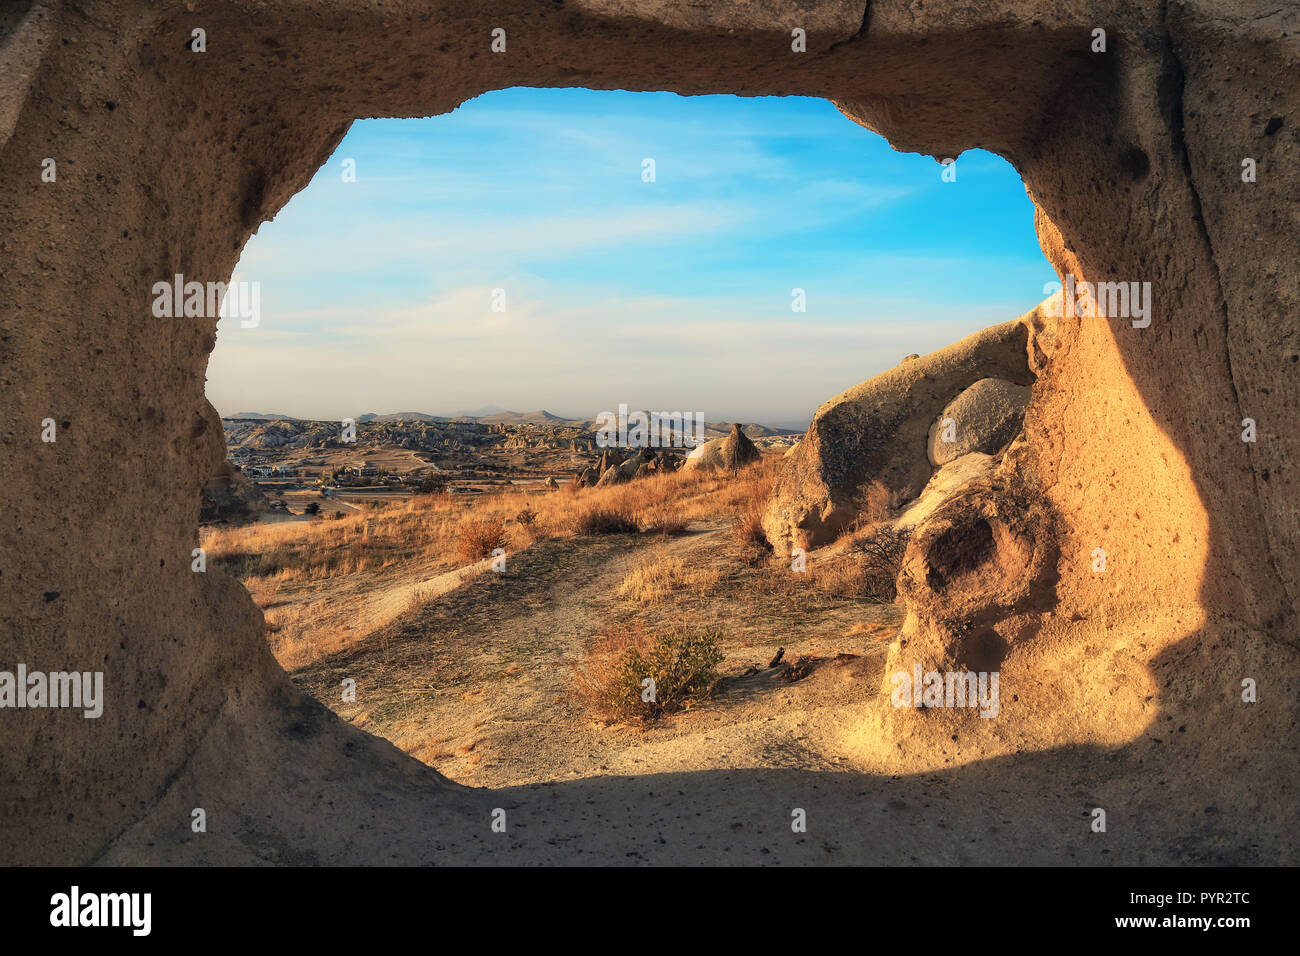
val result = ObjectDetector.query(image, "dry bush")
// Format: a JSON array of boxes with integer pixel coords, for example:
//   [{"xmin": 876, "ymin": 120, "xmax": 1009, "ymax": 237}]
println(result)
[
  {"xmin": 815, "ymin": 523, "xmax": 911, "ymax": 601},
  {"xmin": 729, "ymin": 462, "xmax": 777, "ymax": 562},
  {"xmin": 456, "ymin": 517, "xmax": 507, "ymax": 563},
  {"xmin": 809, "ymin": 556, "xmax": 866, "ymax": 596},
  {"xmin": 617, "ymin": 553, "xmax": 721, "ymax": 604},
  {"xmin": 851, "ymin": 524, "xmax": 911, "ymax": 600},
  {"xmin": 571, "ymin": 625, "xmax": 724, "ymax": 723},
  {"xmin": 731, "ymin": 502, "xmax": 772, "ymax": 562}
]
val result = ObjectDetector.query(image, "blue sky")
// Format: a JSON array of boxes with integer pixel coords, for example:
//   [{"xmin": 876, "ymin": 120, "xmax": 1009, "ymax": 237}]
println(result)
[{"xmin": 206, "ymin": 88, "xmax": 1055, "ymax": 428}]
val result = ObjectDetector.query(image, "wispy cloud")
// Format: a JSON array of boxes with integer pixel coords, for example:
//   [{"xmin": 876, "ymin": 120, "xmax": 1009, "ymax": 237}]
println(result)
[{"xmin": 208, "ymin": 89, "xmax": 1054, "ymax": 423}]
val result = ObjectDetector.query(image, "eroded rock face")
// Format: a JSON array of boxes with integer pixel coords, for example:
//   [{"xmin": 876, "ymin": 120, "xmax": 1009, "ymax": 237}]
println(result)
[
  {"xmin": 762, "ymin": 319, "xmax": 1034, "ymax": 550},
  {"xmin": 2, "ymin": 0, "xmax": 1297, "ymax": 864}
]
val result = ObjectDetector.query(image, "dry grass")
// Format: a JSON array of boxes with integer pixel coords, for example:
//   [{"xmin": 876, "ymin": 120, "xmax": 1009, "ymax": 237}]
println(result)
[
  {"xmin": 570, "ymin": 506, "xmax": 640, "ymax": 535},
  {"xmin": 730, "ymin": 465, "xmax": 777, "ymax": 563},
  {"xmin": 204, "ymin": 454, "xmax": 785, "ymax": 671},
  {"xmin": 617, "ymin": 552, "xmax": 722, "ymax": 604},
  {"xmin": 848, "ymin": 480, "xmax": 901, "ymax": 532},
  {"xmin": 637, "ymin": 505, "xmax": 689, "ymax": 537}
]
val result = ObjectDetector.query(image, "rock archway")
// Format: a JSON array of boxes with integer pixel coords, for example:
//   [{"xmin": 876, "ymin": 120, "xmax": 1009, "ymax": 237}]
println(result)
[{"xmin": 2, "ymin": 0, "xmax": 1296, "ymax": 864}]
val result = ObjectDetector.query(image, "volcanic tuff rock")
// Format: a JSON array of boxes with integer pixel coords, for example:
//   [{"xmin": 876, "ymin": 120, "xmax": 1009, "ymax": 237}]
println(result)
[
  {"xmin": 3, "ymin": 0, "xmax": 1297, "ymax": 866},
  {"xmin": 717, "ymin": 422, "xmax": 762, "ymax": 470},
  {"xmin": 762, "ymin": 318, "xmax": 1035, "ymax": 552}
]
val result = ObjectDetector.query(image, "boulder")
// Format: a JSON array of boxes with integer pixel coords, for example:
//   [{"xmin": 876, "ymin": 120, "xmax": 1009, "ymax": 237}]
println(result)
[
  {"xmin": 595, "ymin": 464, "xmax": 628, "ymax": 487},
  {"xmin": 895, "ymin": 452, "xmax": 996, "ymax": 531},
  {"xmin": 683, "ymin": 424, "xmax": 760, "ymax": 472},
  {"xmin": 926, "ymin": 377, "xmax": 1030, "ymax": 466},
  {"xmin": 682, "ymin": 437, "xmax": 725, "ymax": 471}
]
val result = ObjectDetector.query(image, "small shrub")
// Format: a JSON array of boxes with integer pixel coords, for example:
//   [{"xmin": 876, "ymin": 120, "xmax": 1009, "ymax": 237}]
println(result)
[
  {"xmin": 515, "ymin": 507, "xmax": 537, "ymax": 527},
  {"xmin": 850, "ymin": 524, "xmax": 911, "ymax": 601},
  {"xmin": 456, "ymin": 517, "xmax": 507, "ymax": 562},
  {"xmin": 304, "ymin": 501, "xmax": 320, "ymax": 516},
  {"xmin": 416, "ymin": 474, "xmax": 448, "ymax": 495},
  {"xmin": 848, "ymin": 481, "xmax": 900, "ymax": 532},
  {"xmin": 571, "ymin": 626, "xmax": 725, "ymax": 723},
  {"xmin": 731, "ymin": 501, "xmax": 772, "ymax": 562}
]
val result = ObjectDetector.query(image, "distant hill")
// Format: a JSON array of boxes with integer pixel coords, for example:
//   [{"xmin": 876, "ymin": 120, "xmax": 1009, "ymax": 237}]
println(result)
[
  {"xmin": 356, "ymin": 412, "xmax": 451, "ymax": 423},
  {"xmin": 477, "ymin": 409, "xmax": 575, "ymax": 425},
  {"xmin": 448, "ymin": 404, "xmax": 507, "ymax": 419},
  {"xmin": 700, "ymin": 421, "xmax": 801, "ymax": 438},
  {"xmin": 224, "ymin": 409, "xmax": 805, "ymax": 436}
]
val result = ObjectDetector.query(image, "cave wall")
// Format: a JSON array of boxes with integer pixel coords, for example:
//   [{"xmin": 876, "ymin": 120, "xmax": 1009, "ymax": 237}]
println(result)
[{"xmin": 1, "ymin": 0, "xmax": 1295, "ymax": 863}]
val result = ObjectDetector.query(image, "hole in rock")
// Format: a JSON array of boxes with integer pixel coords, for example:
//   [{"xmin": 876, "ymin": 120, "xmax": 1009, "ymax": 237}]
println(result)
[
  {"xmin": 926, "ymin": 518, "xmax": 996, "ymax": 593},
  {"xmin": 1118, "ymin": 146, "xmax": 1150, "ymax": 180},
  {"xmin": 200, "ymin": 88, "xmax": 1056, "ymax": 786},
  {"xmin": 955, "ymin": 628, "xmax": 1010, "ymax": 673}
]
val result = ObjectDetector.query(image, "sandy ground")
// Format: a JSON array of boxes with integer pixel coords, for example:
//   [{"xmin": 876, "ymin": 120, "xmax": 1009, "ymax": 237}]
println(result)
[
  {"xmin": 292, "ymin": 520, "xmax": 899, "ymax": 789},
  {"xmin": 149, "ymin": 500, "xmax": 1294, "ymax": 866}
]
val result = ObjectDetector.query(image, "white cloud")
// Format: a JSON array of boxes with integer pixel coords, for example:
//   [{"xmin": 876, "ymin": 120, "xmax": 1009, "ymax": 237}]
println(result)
[{"xmin": 207, "ymin": 284, "xmax": 1024, "ymax": 425}]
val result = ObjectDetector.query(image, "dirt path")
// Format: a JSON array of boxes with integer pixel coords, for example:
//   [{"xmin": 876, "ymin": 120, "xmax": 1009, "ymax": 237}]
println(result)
[{"xmin": 293, "ymin": 520, "xmax": 899, "ymax": 788}]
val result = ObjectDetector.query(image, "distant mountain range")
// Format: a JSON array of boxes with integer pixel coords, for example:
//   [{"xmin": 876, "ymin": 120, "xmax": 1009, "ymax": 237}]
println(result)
[
  {"xmin": 226, "ymin": 409, "xmax": 804, "ymax": 435},
  {"xmin": 477, "ymin": 409, "xmax": 573, "ymax": 425}
]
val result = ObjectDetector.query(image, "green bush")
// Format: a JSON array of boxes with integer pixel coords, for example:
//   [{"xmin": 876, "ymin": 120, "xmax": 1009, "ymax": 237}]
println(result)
[{"xmin": 573, "ymin": 626, "xmax": 724, "ymax": 723}]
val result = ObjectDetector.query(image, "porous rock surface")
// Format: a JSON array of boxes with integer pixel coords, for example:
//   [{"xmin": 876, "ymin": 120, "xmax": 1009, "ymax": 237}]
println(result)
[
  {"xmin": 683, "ymin": 437, "xmax": 725, "ymax": 470},
  {"xmin": 2, "ymin": 0, "xmax": 1297, "ymax": 865},
  {"xmin": 926, "ymin": 377, "xmax": 1030, "ymax": 467}
]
